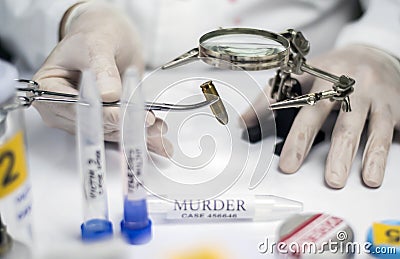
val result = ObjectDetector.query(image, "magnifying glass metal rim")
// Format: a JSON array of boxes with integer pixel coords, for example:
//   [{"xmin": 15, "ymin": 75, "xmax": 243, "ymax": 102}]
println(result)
[
  {"xmin": 199, "ymin": 27, "xmax": 290, "ymax": 69},
  {"xmin": 162, "ymin": 27, "xmax": 291, "ymax": 71}
]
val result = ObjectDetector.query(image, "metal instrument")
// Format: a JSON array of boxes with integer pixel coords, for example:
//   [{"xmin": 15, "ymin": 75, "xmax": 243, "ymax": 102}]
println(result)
[
  {"xmin": 12, "ymin": 79, "xmax": 219, "ymax": 112},
  {"xmin": 162, "ymin": 28, "xmax": 355, "ymax": 112}
]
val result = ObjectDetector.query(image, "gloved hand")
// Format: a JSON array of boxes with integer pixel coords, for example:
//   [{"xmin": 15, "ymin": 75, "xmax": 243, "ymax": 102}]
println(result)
[
  {"xmin": 242, "ymin": 45, "xmax": 400, "ymax": 188},
  {"xmin": 33, "ymin": 1, "xmax": 173, "ymax": 157}
]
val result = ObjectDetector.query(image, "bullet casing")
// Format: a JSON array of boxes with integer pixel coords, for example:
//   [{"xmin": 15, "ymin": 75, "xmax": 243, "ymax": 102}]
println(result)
[{"xmin": 200, "ymin": 81, "xmax": 229, "ymax": 125}]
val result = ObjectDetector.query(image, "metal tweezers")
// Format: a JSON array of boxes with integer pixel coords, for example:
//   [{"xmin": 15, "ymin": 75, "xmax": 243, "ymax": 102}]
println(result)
[
  {"xmin": 15, "ymin": 79, "xmax": 219, "ymax": 111},
  {"xmin": 269, "ymin": 90, "xmax": 337, "ymax": 110}
]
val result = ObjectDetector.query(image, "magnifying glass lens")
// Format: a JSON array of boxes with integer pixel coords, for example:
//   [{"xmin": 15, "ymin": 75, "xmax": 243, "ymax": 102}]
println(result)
[{"xmin": 201, "ymin": 34, "xmax": 286, "ymax": 58}]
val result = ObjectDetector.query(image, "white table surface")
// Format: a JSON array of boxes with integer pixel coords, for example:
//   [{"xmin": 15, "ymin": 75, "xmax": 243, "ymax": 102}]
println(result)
[{"xmin": 22, "ymin": 65, "xmax": 400, "ymax": 259}]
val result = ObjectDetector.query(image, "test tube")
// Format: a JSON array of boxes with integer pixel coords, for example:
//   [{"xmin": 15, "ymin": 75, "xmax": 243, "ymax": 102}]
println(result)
[
  {"xmin": 119, "ymin": 68, "xmax": 152, "ymax": 244},
  {"xmin": 147, "ymin": 194, "xmax": 302, "ymax": 223},
  {"xmin": 76, "ymin": 71, "xmax": 113, "ymax": 241}
]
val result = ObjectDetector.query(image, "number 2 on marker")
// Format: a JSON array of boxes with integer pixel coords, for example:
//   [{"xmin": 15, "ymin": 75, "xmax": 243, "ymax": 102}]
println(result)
[{"xmin": 0, "ymin": 131, "xmax": 28, "ymax": 198}]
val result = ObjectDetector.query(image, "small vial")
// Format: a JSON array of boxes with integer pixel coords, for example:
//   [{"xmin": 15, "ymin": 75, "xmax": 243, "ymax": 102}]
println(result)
[
  {"xmin": 0, "ymin": 216, "xmax": 12, "ymax": 255},
  {"xmin": 119, "ymin": 68, "xmax": 152, "ymax": 245},
  {"xmin": 76, "ymin": 71, "xmax": 113, "ymax": 241},
  {"xmin": 0, "ymin": 215, "xmax": 30, "ymax": 259},
  {"xmin": 147, "ymin": 194, "xmax": 302, "ymax": 223},
  {"xmin": 0, "ymin": 60, "xmax": 32, "ymax": 258},
  {"xmin": 200, "ymin": 80, "xmax": 229, "ymax": 125}
]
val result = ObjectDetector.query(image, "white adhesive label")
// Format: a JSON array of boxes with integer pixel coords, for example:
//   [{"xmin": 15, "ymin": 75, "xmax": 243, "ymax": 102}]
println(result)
[
  {"xmin": 166, "ymin": 196, "xmax": 255, "ymax": 221},
  {"xmin": 123, "ymin": 147, "xmax": 146, "ymax": 200},
  {"xmin": 82, "ymin": 146, "xmax": 106, "ymax": 201}
]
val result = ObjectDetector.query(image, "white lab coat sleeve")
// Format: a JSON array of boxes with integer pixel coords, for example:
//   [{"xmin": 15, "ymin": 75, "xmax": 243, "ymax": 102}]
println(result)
[
  {"xmin": 335, "ymin": 0, "xmax": 400, "ymax": 59},
  {"xmin": 0, "ymin": 0, "xmax": 78, "ymax": 69}
]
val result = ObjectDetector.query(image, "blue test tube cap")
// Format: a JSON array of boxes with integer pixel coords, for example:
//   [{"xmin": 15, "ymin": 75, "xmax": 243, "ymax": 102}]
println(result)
[
  {"xmin": 80, "ymin": 219, "xmax": 113, "ymax": 241},
  {"xmin": 120, "ymin": 199, "xmax": 152, "ymax": 245},
  {"xmin": 366, "ymin": 220, "xmax": 400, "ymax": 258}
]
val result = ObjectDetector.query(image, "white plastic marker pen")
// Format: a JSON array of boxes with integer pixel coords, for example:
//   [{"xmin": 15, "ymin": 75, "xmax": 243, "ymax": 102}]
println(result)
[
  {"xmin": 147, "ymin": 195, "xmax": 302, "ymax": 223},
  {"xmin": 76, "ymin": 71, "xmax": 113, "ymax": 241},
  {"xmin": 120, "ymin": 68, "xmax": 152, "ymax": 244}
]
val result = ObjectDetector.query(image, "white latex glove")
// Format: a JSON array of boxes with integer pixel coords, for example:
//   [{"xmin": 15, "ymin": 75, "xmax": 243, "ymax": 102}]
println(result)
[
  {"xmin": 32, "ymin": 1, "xmax": 173, "ymax": 157},
  {"xmin": 242, "ymin": 45, "xmax": 400, "ymax": 188}
]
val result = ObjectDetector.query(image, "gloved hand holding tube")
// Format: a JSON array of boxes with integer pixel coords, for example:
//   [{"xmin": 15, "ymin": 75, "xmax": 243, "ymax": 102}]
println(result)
[
  {"xmin": 32, "ymin": 1, "xmax": 173, "ymax": 157},
  {"xmin": 241, "ymin": 45, "xmax": 400, "ymax": 189}
]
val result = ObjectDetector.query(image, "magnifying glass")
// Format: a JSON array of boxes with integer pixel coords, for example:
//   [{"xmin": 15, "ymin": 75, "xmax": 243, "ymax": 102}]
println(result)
[
  {"xmin": 163, "ymin": 28, "xmax": 290, "ymax": 71},
  {"xmin": 162, "ymin": 27, "xmax": 354, "ymax": 112}
]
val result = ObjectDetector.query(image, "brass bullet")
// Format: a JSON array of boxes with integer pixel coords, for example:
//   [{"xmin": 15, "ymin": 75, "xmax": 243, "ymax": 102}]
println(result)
[{"xmin": 200, "ymin": 81, "xmax": 228, "ymax": 125}]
